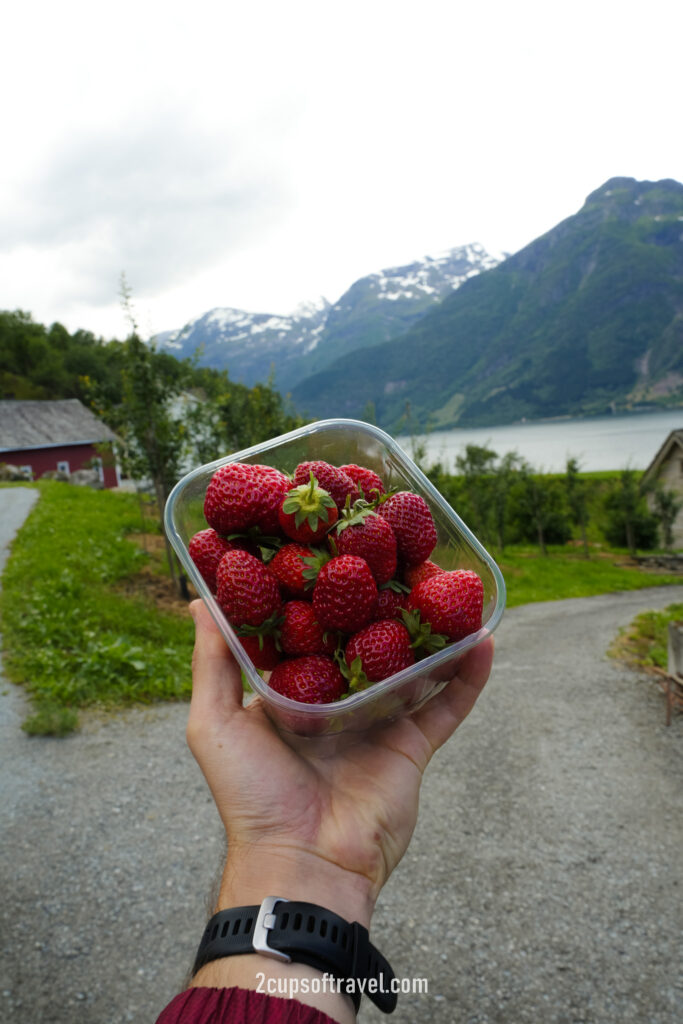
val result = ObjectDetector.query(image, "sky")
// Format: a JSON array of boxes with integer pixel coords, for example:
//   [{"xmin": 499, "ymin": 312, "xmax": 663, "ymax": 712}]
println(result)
[{"xmin": 2, "ymin": 0, "xmax": 682, "ymax": 341}]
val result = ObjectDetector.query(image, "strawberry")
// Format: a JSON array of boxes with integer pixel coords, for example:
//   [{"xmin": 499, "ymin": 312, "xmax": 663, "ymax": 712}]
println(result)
[
  {"xmin": 344, "ymin": 619, "xmax": 415, "ymax": 690},
  {"xmin": 239, "ymin": 633, "xmax": 282, "ymax": 671},
  {"xmin": 278, "ymin": 473, "xmax": 339, "ymax": 543},
  {"xmin": 373, "ymin": 581, "xmax": 410, "ymax": 621},
  {"xmin": 406, "ymin": 569, "xmax": 484, "ymax": 642},
  {"xmin": 216, "ymin": 548, "xmax": 282, "ymax": 627},
  {"xmin": 312, "ymin": 554, "xmax": 378, "ymax": 633},
  {"xmin": 204, "ymin": 462, "xmax": 290, "ymax": 536},
  {"xmin": 253, "ymin": 465, "xmax": 294, "ymax": 535},
  {"xmin": 269, "ymin": 543, "xmax": 315, "ymax": 597},
  {"xmin": 188, "ymin": 528, "xmax": 234, "ymax": 591},
  {"xmin": 403, "ymin": 559, "xmax": 445, "ymax": 589},
  {"xmin": 293, "ymin": 461, "xmax": 360, "ymax": 509},
  {"xmin": 338, "ymin": 463, "xmax": 385, "ymax": 500},
  {"xmin": 334, "ymin": 506, "xmax": 397, "ymax": 585},
  {"xmin": 378, "ymin": 491, "xmax": 437, "ymax": 566},
  {"xmin": 280, "ymin": 600, "xmax": 337, "ymax": 656},
  {"xmin": 268, "ymin": 654, "xmax": 347, "ymax": 704}
]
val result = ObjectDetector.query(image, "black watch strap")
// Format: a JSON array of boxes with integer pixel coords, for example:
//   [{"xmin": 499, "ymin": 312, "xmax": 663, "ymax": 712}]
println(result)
[{"xmin": 192, "ymin": 897, "xmax": 397, "ymax": 1013}]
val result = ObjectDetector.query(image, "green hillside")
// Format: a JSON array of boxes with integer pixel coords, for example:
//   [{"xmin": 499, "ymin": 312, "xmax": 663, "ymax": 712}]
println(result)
[{"xmin": 291, "ymin": 177, "xmax": 683, "ymax": 431}]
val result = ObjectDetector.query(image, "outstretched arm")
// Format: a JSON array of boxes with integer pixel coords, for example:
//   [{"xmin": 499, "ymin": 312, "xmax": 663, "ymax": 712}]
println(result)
[{"xmin": 185, "ymin": 599, "xmax": 494, "ymax": 1021}]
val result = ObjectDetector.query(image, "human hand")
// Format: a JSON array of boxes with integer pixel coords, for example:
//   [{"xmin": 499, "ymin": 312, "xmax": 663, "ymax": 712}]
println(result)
[{"xmin": 186, "ymin": 599, "xmax": 494, "ymax": 929}]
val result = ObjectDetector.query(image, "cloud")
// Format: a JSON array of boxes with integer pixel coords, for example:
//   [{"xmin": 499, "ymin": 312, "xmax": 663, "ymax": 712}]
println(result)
[{"xmin": 1, "ymin": 105, "xmax": 292, "ymax": 304}]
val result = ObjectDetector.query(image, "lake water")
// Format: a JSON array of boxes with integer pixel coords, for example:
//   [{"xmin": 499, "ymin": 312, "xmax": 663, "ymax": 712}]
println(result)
[{"xmin": 398, "ymin": 409, "xmax": 683, "ymax": 473}]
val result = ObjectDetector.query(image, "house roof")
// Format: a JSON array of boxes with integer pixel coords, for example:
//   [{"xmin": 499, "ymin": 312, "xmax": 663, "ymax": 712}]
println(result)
[
  {"xmin": 641, "ymin": 427, "xmax": 683, "ymax": 484},
  {"xmin": 0, "ymin": 399, "xmax": 118, "ymax": 452}
]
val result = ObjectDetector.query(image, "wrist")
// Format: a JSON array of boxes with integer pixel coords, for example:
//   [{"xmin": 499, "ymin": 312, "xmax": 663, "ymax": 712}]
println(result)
[{"xmin": 217, "ymin": 844, "xmax": 376, "ymax": 929}]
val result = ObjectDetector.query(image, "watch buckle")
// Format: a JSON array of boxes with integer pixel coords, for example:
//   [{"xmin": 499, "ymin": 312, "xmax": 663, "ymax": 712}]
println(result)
[{"xmin": 253, "ymin": 896, "xmax": 291, "ymax": 963}]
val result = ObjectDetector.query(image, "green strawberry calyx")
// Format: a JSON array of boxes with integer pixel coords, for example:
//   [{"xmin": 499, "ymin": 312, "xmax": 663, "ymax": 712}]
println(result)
[
  {"xmin": 236, "ymin": 610, "xmax": 284, "ymax": 649},
  {"xmin": 334, "ymin": 496, "xmax": 378, "ymax": 534},
  {"xmin": 335, "ymin": 650, "xmax": 371, "ymax": 693},
  {"xmin": 300, "ymin": 546, "xmax": 332, "ymax": 588},
  {"xmin": 379, "ymin": 579, "xmax": 410, "ymax": 594},
  {"xmin": 282, "ymin": 472, "xmax": 337, "ymax": 533},
  {"xmin": 226, "ymin": 528, "xmax": 285, "ymax": 561},
  {"xmin": 400, "ymin": 608, "xmax": 448, "ymax": 658}
]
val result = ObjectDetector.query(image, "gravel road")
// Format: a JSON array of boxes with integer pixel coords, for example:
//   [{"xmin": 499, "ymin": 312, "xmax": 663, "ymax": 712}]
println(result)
[{"xmin": 1, "ymin": 488, "xmax": 681, "ymax": 1024}]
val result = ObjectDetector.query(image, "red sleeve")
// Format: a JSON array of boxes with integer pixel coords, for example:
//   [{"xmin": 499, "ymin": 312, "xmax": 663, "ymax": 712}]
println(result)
[{"xmin": 154, "ymin": 986, "xmax": 341, "ymax": 1024}]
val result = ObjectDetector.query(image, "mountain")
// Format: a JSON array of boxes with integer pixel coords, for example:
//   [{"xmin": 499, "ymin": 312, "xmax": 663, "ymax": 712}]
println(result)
[
  {"xmin": 290, "ymin": 177, "xmax": 683, "ymax": 431},
  {"xmin": 155, "ymin": 297, "xmax": 330, "ymax": 391},
  {"xmin": 155, "ymin": 244, "xmax": 502, "ymax": 392}
]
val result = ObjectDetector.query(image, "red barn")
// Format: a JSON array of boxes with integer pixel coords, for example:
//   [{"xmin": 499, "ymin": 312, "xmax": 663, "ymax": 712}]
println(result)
[{"xmin": 0, "ymin": 399, "xmax": 120, "ymax": 488}]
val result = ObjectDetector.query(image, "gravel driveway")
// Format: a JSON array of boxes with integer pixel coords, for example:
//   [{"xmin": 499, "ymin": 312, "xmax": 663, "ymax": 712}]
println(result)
[{"xmin": 0, "ymin": 488, "xmax": 681, "ymax": 1024}]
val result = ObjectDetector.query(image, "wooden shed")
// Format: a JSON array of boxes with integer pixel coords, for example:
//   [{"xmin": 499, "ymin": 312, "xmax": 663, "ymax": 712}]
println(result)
[
  {"xmin": 0, "ymin": 399, "xmax": 119, "ymax": 488},
  {"xmin": 641, "ymin": 427, "xmax": 683, "ymax": 547}
]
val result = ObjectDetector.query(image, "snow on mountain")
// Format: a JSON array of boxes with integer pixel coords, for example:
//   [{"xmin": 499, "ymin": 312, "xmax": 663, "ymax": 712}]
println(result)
[{"xmin": 154, "ymin": 244, "xmax": 503, "ymax": 391}]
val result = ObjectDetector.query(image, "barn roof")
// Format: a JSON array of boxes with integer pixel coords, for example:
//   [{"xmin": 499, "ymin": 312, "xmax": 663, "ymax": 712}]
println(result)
[
  {"xmin": 0, "ymin": 399, "xmax": 118, "ymax": 452},
  {"xmin": 641, "ymin": 427, "xmax": 683, "ymax": 484}
]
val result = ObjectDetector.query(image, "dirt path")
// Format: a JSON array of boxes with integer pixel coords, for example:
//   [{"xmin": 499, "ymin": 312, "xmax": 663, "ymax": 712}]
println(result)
[{"xmin": 0, "ymin": 488, "xmax": 681, "ymax": 1022}]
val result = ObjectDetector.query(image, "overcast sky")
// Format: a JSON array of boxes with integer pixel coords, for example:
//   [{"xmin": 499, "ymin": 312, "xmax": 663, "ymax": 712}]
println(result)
[{"xmin": 2, "ymin": 0, "xmax": 681, "ymax": 340}]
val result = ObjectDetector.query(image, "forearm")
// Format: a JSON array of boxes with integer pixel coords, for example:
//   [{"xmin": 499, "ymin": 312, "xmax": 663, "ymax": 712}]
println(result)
[{"xmin": 190, "ymin": 846, "xmax": 377, "ymax": 1024}]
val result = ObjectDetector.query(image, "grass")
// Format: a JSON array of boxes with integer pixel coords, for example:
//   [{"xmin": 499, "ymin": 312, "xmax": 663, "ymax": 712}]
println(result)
[
  {"xmin": 498, "ymin": 544, "xmax": 682, "ymax": 607},
  {"xmin": 1, "ymin": 483, "xmax": 681, "ymax": 736},
  {"xmin": 609, "ymin": 602, "xmax": 683, "ymax": 670},
  {"xmin": 0, "ymin": 482, "xmax": 194, "ymax": 735}
]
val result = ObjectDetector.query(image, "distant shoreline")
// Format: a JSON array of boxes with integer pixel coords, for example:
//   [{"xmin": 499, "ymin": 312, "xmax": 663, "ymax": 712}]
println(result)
[{"xmin": 398, "ymin": 407, "xmax": 683, "ymax": 473}]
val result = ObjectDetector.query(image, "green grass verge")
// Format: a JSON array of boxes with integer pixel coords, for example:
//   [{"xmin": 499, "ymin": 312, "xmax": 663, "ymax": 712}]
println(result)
[
  {"xmin": 0, "ymin": 482, "xmax": 194, "ymax": 735},
  {"xmin": 499, "ymin": 545, "xmax": 681, "ymax": 607},
  {"xmin": 1, "ymin": 484, "xmax": 680, "ymax": 736},
  {"xmin": 609, "ymin": 602, "xmax": 683, "ymax": 669}
]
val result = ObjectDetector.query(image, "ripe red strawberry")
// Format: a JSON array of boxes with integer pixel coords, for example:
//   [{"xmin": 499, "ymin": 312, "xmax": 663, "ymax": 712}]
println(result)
[
  {"xmin": 379, "ymin": 491, "xmax": 437, "ymax": 566},
  {"xmin": 239, "ymin": 633, "xmax": 282, "ymax": 671},
  {"xmin": 344, "ymin": 619, "xmax": 415, "ymax": 689},
  {"xmin": 403, "ymin": 559, "xmax": 445, "ymax": 589},
  {"xmin": 268, "ymin": 654, "xmax": 347, "ymax": 704},
  {"xmin": 280, "ymin": 601, "xmax": 337, "ymax": 656},
  {"xmin": 373, "ymin": 582, "xmax": 410, "ymax": 621},
  {"xmin": 312, "ymin": 554, "xmax": 378, "ymax": 633},
  {"xmin": 254, "ymin": 465, "xmax": 294, "ymax": 535},
  {"xmin": 293, "ymin": 461, "xmax": 360, "ymax": 510},
  {"xmin": 334, "ymin": 510, "xmax": 397, "ymax": 585},
  {"xmin": 204, "ymin": 462, "xmax": 290, "ymax": 536},
  {"xmin": 216, "ymin": 549, "xmax": 282, "ymax": 627},
  {"xmin": 406, "ymin": 569, "xmax": 484, "ymax": 642},
  {"xmin": 188, "ymin": 528, "xmax": 234, "ymax": 591},
  {"xmin": 278, "ymin": 474, "xmax": 338, "ymax": 543},
  {"xmin": 338, "ymin": 463, "xmax": 385, "ymax": 500},
  {"xmin": 269, "ymin": 543, "xmax": 315, "ymax": 597}
]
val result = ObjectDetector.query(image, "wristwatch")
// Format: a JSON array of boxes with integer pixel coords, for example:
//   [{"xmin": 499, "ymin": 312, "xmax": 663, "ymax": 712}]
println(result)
[{"xmin": 192, "ymin": 896, "xmax": 398, "ymax": 1013}]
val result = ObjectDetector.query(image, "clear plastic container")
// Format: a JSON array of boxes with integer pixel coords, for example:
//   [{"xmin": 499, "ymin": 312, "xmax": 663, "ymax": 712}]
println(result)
[{"xmin": 164, "ymin": 419, "xmax": 505, "ymax": 747}]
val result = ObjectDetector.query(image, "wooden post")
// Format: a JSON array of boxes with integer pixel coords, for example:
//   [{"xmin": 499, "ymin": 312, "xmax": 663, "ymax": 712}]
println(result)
[
  {"xmin": 666, "ymin": 622, "xmax": 683, "ymax": 727},
  {"xmin": 668, "ymin": 621, "xmax": 683, "ymax": 676}
]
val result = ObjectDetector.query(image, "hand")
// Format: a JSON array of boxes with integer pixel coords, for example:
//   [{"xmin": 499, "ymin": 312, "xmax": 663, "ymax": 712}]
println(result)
[
  {"xmin": 186, "ymin": 599, "xmax": 493, "ymax": 1018},
  {"xmin": 187, "ymin": 599, "xmax": 493, "ymax": 921}
]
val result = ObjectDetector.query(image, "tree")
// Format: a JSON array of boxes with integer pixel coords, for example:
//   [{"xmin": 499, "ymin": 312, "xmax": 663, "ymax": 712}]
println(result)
[
  {"xmin": 454, "ymin": 444, "xmax": 498, "ymax": 546},
  {"xmin": 650, "ymin": 485, "xmax": 682, "ymax": 550},
  {"xmin": 490, "ymin": 450, "xmax": 522, "ymax": 551},
  {"xmin": 116, "ymin": 332, "xmax": 191, "ymax": 597},
  {"xmin": 97, "ymin": 280, "xmax": 192, "ymax": 597},
  {"xmin": 602, "ymin": 469, "xmax": 658, "ymax": 554},
  {"xmin": 564, "ymin": 457, "xmax": 590, "ymax": 557}
]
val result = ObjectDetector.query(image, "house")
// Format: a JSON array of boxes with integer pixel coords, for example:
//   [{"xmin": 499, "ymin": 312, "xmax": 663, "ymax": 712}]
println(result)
[
  {"xmin": 641, "ymin": 428, "xmax": 683, "ymax": 547},
  {"xmin": 0, "ymin": 399, "xmax": 120, "ymax": 488}
]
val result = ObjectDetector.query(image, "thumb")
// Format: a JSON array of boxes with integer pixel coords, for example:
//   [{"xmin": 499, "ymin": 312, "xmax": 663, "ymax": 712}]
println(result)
[{"xmin": 187, "ymin": 600, "xmax": 245, "ymax": 734}]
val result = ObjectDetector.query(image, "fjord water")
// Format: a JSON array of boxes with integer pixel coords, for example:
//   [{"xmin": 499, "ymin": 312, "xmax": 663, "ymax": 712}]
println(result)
[{"xmin": 401, "ymin": 409, "xmax": 683, "ymax": 473}]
